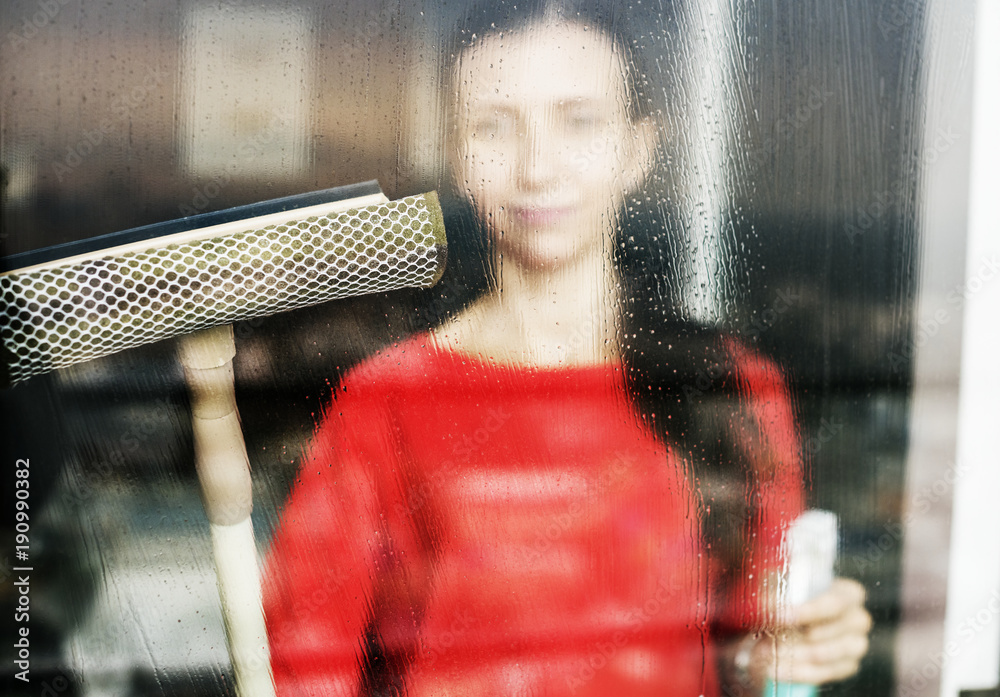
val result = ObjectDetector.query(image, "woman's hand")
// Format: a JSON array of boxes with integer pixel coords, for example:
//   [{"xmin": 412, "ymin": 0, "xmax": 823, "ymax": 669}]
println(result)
[{"xmin": 751, "ymin": 577, "xmax": 873, "ymax": 684}]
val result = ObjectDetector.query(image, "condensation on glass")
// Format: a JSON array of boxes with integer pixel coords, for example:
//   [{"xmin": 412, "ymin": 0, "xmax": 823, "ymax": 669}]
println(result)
[{"xmin": 0, "ymin": 1, "xmax": 974, "ymax": 696}]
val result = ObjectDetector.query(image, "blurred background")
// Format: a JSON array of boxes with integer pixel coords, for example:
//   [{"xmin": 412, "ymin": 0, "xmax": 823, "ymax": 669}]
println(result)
[{"xmin": 0, "ymin": 0, "xmax": 989, "ymax": 695}]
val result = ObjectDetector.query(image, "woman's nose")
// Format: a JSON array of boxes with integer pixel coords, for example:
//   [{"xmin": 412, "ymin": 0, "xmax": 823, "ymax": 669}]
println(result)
[{"xmin": 516, "ymin": 120, "xmax": 560, "ymax": 191}]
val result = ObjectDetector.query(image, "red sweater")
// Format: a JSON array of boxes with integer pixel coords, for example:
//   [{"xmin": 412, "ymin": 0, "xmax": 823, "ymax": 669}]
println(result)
[{"xmin": 263, "ymin": 335, "xmax": 803, "ymax": 696}]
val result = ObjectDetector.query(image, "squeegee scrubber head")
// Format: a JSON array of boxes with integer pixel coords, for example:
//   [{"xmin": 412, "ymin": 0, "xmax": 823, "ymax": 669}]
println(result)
[{"xmin": 1, "ymin": 192, "xmax": 446, "ymax": 385}]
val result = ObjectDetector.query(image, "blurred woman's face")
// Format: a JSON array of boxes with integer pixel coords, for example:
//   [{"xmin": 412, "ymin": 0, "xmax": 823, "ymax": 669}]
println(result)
[{"xmin": 451, "ymin": 22, "xmax": 652, "ymax": 271}]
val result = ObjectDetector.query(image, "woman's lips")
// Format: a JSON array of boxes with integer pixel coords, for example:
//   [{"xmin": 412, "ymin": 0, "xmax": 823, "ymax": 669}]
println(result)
[{"xmin": 508, "ymin": 205, "xmax": 573, "ymax": 226}]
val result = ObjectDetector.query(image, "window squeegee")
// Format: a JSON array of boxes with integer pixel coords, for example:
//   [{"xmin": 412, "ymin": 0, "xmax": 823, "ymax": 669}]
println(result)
[{"xmin": 1, "ymin": 180, "xmax": 448, "ymax": 697}]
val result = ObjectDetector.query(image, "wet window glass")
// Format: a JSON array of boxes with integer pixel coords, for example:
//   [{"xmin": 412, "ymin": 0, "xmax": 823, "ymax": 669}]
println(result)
[{"xmin": 0, "ymin": 1, "xmax": 989, "ymax": 696}]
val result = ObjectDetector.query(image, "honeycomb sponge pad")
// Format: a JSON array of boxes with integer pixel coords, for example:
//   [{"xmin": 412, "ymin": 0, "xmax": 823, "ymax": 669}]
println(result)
[{"xmin": 1, "ymin": 191, "xmax": 447, "ymax": 386}]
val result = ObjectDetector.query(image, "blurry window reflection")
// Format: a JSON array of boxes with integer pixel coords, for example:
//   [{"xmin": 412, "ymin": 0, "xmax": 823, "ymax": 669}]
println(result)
[{"xmin": 0, "ymin": 0, "xmax": 955, "ymax": 696}]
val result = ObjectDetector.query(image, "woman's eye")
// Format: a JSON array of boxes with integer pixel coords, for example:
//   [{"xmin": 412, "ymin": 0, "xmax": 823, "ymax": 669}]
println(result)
[
  {"xmin": 562, "ymin": 112, "xmax": 604, "ymax": 137},
  {"xmin": 471, "ymin": 120, "xmax": 497, "ymax": 139},
  {"xmin": 471, "ymin": 113, "xmax": 515, "ymax": 140}
]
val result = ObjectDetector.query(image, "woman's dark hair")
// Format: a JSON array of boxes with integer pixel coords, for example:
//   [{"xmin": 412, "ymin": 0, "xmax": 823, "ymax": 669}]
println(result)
[{"xmin": 445, "ymin": 0, "xmax": 667, "ymax": 123}]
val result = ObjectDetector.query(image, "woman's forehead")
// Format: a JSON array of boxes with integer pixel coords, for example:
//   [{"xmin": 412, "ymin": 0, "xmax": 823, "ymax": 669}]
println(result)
[{"xmin": 455, "ymin": 23, "xmax": 629, "ymax": 110}]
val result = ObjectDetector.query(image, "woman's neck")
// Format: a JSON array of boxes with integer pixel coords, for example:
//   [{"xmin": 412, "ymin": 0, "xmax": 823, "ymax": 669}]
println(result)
[{"xmin": 433, "ymin": 241, "xmax": 622, "ymax": 366}]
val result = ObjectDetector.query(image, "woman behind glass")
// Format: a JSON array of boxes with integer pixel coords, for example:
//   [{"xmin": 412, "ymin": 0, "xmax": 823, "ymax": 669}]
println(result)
[{"xmin": 263, "ymin": 2, "xmax": 872, "ymax": 694}]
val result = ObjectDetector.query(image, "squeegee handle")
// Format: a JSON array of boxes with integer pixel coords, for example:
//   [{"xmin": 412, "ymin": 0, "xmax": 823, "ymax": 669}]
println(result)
[{"xmin": 179, "ymin": 325, "xmax": 275, "ymax": 697}]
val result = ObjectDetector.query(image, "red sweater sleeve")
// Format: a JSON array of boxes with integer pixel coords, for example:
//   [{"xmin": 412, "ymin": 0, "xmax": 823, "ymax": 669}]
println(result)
[{"xmin": 263, "ymin": 364, "xmax": 402, "ymax": 697}]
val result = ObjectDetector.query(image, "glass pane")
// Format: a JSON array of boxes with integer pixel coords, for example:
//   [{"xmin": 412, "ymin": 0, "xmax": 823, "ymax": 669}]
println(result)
[{"xmin": 0, "ymin": 1, "xmax": 977, "ymax": 696}]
